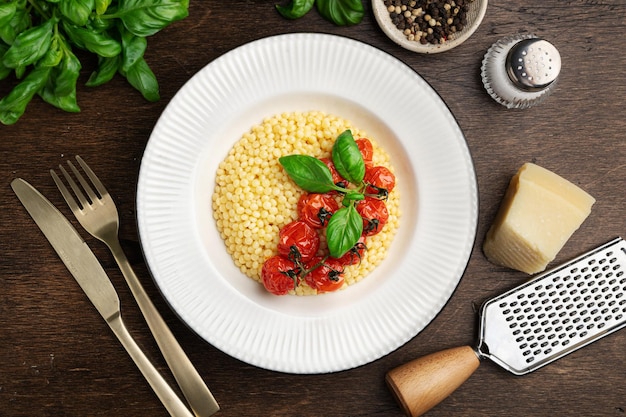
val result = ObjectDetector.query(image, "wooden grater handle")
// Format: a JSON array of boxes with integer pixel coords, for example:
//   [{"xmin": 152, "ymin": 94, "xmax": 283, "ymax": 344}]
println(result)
[{"xmin": 385, "ymin": 346, "xmax": 480, "ymax": 417}]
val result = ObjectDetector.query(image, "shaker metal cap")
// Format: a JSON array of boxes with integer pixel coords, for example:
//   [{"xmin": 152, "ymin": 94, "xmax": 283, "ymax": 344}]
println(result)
[
  {"xmin": 481, "ymin": 34, "xmax": 561, "ymax": 109},
  {"xmin": 506, "ymin": 38, "xmax": 561, "ymax": 91}
]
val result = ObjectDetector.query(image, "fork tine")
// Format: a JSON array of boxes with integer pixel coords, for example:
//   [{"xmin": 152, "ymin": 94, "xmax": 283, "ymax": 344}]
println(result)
[
  {"xmin": 59, "ymin": 163, "xmax": 92, "ymax": 210},
  {"xmin": 51, "ymin": 169, "xmax": 82, "ymax": 213},
  {"xmin": 67, "ymin": 159, "xmax": 100, "ymax": 205},
  {"xmin": 75, "ymin": 155, "xmax": 109, "ymax": 199}
]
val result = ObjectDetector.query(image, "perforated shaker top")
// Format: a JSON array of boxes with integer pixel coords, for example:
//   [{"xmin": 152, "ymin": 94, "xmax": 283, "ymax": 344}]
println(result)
[{"xmin": 506, "ymin": 38, "xmax": 561, "ymax": 91}]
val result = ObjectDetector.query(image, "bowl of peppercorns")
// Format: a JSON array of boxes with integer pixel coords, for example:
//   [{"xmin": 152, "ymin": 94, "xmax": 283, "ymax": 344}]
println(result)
[{"xmin": 373, "ymin": 0, "xmax": 488, "ymax": 54}]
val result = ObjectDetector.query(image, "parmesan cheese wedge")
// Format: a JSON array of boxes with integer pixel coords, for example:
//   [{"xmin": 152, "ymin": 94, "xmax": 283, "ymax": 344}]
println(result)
[{"xmin": 483, "ymin": 163, "xmax": 596, "ymax": 274}]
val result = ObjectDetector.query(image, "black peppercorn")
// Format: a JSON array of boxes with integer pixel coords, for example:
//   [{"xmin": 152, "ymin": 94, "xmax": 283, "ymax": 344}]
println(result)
[{"xmin": 384, "ymin": 0, "xmax": 475, "ymax": 45}]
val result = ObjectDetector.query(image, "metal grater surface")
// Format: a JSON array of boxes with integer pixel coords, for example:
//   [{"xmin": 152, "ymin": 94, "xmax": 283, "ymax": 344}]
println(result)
[{"xmin": 477, "ymin": 237, "xmax": 626, "ymax": 375}]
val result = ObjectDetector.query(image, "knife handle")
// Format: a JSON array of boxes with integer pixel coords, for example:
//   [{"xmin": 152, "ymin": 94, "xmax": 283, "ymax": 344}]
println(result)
[
  {"xmin": 108, "ymin": 239, "xmax": 219, "ymax": 417},
  {"xmin": 108, "ymin": 313, "xmax": 194, "ymax": 417},
  {"xmin": 385, "ymin": 346, "xmax": 480, "ymax": 417}
]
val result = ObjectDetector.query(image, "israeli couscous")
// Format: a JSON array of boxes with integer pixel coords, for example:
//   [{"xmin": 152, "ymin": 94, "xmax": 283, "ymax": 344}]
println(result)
[{"xmin": 212, "ymin": 111, "xmax": 401, "ymax": 295}]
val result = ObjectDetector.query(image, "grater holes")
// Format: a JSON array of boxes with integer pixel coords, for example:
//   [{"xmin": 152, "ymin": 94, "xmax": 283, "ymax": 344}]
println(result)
[{"xmin": 497, "ymin": 244, "xmax": 626, "ymax": 366}]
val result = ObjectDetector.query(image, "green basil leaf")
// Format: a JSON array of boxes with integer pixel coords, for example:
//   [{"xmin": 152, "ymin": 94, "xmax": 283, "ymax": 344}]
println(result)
[
  {"xmin": 279, "ymin": 154, "xmax": 337, "ymax": 193},
  {"xmin": 316, "ymin": 0, "xmax": 364, "ymax": 26},
  {"xmin": 0, "ymin": 2, "xmax": 17, "ymax": 29},
  {"xmin": 276, "ymin": 0, "xmax": 314, "ymax": 19},
  {"xmin": 332, "ymin": 130, "xmax": 365, "ymax": 184},
  {"xmin": 0, "ymin": 43, "xmax": 11, "ymax": 80},
  {"xmin": 38, "ymin": 36, "xmax": 64, "ymax": 67},
  {"xmin": 0, "ymin": 5, "xmax": 30, "ymax": 44},
  {"xmin": 0, "ymin": 65, "xmax": 52, "ymax": 125},
  {"xmin": 2, "ymin": 19, "xmax": 54, "ymax": 69},
  {"xmin": 116, "ymin": 0, "xmax": 189, "ymax": 37},
  {"xmin": 343, "ymin": 190, "xmax": 365, "ymax": 205},
  {"xmin": 121, "ymin": 56, "xmax": 159, "ymax": 101},
  {"xmin": 60, "ymin": 0, "xmax": 95, "ymax": 26},
  {"xmin": 86, "ymin": 54, "xmax": 120, "ymax": 86},
  {"xmin": 62, "ymin": 20, "xmax": 121, "ymax": 57},
  {"xmin": 95, "ymin": 0, "xmax": 112, "ymax": 15},
  {"xmin": 326, "ymin": 205, "xmax": 363, "ymax": 258},
  {"xmin": 119, "ymin": 25, "xmax": 147, "ymax": 72},
  {"xmin": 90, "ymin": 15, "xmax": 115, "ymax": 31},
  {"xmin": 39, "ymin": 48, "xmax": 81, "ymax": 112}
]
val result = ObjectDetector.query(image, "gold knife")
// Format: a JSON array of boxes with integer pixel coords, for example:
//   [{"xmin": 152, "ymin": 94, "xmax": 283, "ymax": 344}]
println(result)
[{"xmin": 11, "ymin": 178, "xmax": 195, "ymax": 417}]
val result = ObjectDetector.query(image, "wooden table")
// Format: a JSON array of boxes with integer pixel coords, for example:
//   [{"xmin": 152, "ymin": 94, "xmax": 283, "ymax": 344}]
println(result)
[{"xmin": 2, "ymin": 1, "xmax": 625, "ymax": 416}]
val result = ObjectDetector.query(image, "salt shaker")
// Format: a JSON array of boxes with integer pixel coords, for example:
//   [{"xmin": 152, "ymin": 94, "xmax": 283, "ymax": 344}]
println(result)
[{"xmin": 481, "ymin": 34, "xmax": 561, "ymax": 109}]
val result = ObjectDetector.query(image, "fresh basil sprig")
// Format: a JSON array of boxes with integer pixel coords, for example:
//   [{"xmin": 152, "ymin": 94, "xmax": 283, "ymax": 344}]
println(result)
[
  {"xmin": 316, "ymin": 0, "xmax": 364, "ymax": 26},
  {"xmin": 276, "ymin": 0, "xmax": 315, "ymax": 20},
  {"xmin": 275, "ymin": 0, "xmax": 364, "ymax": 26},
  {"xmin": 0, "ymin": 0, "xmax": 189, "ymax": 125},
  {"xmin": 279, "ymin": 130, "xmax": 366, "ymax": 258}
]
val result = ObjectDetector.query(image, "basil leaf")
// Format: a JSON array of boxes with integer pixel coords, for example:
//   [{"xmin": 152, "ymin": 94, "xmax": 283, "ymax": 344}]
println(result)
[
  {"xmin": 279, "ymin": 154, "xmax": 336, "ymax": 193},
  {"xmin": 86, "ymin": 55, "xmax": 120, "ymax": 86},
  {"xmin": 332, "ymin": 130, "xmax": 365, "ymax": 184},
  {"xmin": 39, "ymin": 48, "xmax": 81, "ymax": 112},
  {"xmin": 59, "ymin": 0, "xmax": 95, "ymax": 26},
  {"xmin": 38, "ymin": 36, "xmax": 64, "ymax": 67},
  {"xmin": 95, "ymin": 0, "xmax": 113, "ymax": 15},
  {"xmin": 0, "ymin": 4, "xmax": 31, "ymax": 44},
  {"xmin": 343, "ymin": 190, "xmax": 364, "ymax": 205},
  {"xmin": 316, "ymin": 0, "xmax": 364, "ymax": 26},
  {"xmin": 0, "ymin": 43, "xmax": 11, "ymax": 80},
  {"xmin": 62, "ymin": 20, "xmax": 122, "ymax": 57},
  {"xmin": 2, "ymin": 19, "xmax": 54, "ymax": 69},
  {"xmin": 326, "ymin": 206, "xmax": 363, "ymax": 258},
  {"xmin": 276, "ymin": 0, "xmax": 315, "ymax": 19},
  {"xmin": 0, "ymin": 66, "xmax": 52, "ymax": 125},
  {"xmin": 116, "ymin": 0, "xmax": 189, "ymax": 37},
  {"xmin": 119, "ymin": 25, "xmax": 147, "ymax": 72},
  {"xmin": 0, "ymin": 2, "xmax": 17, "ymax": 30},
  {"xmin": 121, "ymin": 56, "xmax": 159, "ymax": 101}
]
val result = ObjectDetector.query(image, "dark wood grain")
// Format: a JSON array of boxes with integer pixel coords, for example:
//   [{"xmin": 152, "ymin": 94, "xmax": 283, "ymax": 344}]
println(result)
[{"xmin": 1, "ymin": 1, "xmax": 625, "ymax": 416}]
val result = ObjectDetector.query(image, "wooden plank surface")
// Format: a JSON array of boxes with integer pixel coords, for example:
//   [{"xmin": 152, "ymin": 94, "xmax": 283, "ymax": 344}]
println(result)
[{"xmin": 1, "ymin": 1, "xmax": 625, "ymax": 416}]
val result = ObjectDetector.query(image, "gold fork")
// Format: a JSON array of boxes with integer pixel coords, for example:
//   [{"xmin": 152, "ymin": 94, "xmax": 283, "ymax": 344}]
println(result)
[{"xmin": 52, "ymin": 156, "xmax": 219, "ymax": 417}]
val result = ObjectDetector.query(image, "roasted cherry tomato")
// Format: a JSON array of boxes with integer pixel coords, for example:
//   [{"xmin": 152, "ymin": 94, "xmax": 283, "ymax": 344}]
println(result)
[
  {"xmin": 304, "ymin": 257, "xmax": 345, "ymax": 293},
  {"xmin": 356, "ymin": 197, "xmax": 389, "ymax": 236},
  {"xmin": 261, "ymin": 255, "xmax": 300, "ymax": 295},
  {"xmin": 335, "ymin": 235, "xmax": 367, "ymax": 266},
  {"xmin": 364, "ymin": 165, "xmax": 396, "ymax": 198},
  {"xmin": 355, "ymin": 138, "xmax": 374, "ymax": 166},
  {"xmin": 277, "ymin": 220, "xmax": 320, "ymax": 262},
  {"xmin": 297, "ymin": 193, "xmax": 340, "ymax": 229},
  {"xmin": 320, "ymin": 157, "xmax": 348, "ymax": 188}
]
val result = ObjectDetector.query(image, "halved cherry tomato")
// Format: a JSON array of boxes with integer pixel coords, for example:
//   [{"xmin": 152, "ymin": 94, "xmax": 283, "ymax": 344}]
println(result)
[
  {"xmin": 355, "ymin": 138, "xmax": 374, "ymax": 166},
  {"xmin": 261, "ymin": 255, "xmax": 300, "ymax": 295},
  {"xmin": 304, "ymin": 257, "xmax": 345, "ymax": 293},
  {"xmin": 335, "ymin": 235, "xmax": 367, "ymax": 266},
  {"xmin": 356, "ymin": 197, "xmax": 389, "ymax": 236},
  {"xmin": 364, "ymin": 165, "xmax": 396, "ymax": 198},
  {"xmin": 297, "ymin": 193, "xmax": 340, "ymax": 229},
  {"xmin": 320, "ymin": 157, "xmax": 348, "ymax": 188},
  {"xmin": 277, "ymin": 221, "xmax": 320, "ymax": 262}
]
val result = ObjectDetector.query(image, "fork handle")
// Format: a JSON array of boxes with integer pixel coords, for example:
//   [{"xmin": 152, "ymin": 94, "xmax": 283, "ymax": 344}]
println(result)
[
  {"xmin": 108, "ymin": 313, "xmax": 194, "ymax": 417},
  {"xmin": 108, "ymin": 239, "xmax": 219, "ymax": 417}
]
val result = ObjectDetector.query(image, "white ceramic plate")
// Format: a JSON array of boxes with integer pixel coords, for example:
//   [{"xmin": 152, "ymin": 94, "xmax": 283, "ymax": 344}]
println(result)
[{"xmin": 137, "ymin": 33, "xmax": 478, "ymax": 374}]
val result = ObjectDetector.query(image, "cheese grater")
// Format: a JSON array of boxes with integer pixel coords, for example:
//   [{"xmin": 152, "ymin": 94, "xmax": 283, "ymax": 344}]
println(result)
[
  {"xmin": 477, "ymin": 236, "xmax": 626, "ymax": 375},
  {"xmin": 387, "ymin": 237, "xmax": 626, "ymax": 417}
]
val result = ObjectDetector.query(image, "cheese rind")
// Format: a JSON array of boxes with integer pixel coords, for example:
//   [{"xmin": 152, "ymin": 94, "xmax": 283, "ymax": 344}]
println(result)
[{"xmin": 483, "ymin": 163, "xmax": 595, "ymax": 274}]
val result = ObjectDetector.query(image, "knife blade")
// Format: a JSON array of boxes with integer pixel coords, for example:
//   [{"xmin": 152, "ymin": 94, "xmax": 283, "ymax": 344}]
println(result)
[{"xmin": 11, "ymin": 178, "xmax": 195, "ymax": 417}]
